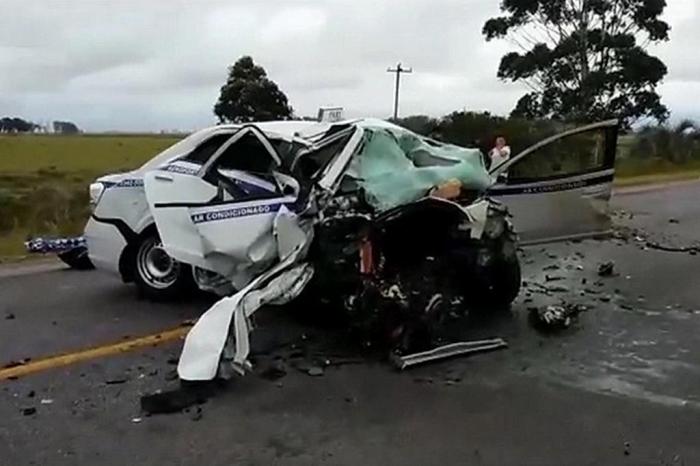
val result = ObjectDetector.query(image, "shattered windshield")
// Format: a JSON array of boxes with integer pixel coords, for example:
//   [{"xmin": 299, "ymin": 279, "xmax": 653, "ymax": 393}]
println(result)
[{"xmin": 353, "ymin": 124, "xmax": 493, "ymax": 211}]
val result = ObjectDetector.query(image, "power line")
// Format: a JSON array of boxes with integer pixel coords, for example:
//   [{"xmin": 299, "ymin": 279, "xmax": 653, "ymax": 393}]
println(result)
[{"xmin": 387, "ymin": 62, "xmax": 412, "ymax": 120}]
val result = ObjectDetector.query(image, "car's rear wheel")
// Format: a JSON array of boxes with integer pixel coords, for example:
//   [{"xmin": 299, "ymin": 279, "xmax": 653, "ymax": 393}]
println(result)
[
  {"xmin": 470, "ymin": 249, "xmax": 522, "ymax": 310},
  {"xmin": 133, "ymin": 233, "xmax": 194, "ymax": 300}
]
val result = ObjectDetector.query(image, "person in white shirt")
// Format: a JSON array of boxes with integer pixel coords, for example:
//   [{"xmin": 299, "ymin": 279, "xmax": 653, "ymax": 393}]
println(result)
[{"xmin": 489, "ymin": 136, "xmax": 511, "ymax": 170}]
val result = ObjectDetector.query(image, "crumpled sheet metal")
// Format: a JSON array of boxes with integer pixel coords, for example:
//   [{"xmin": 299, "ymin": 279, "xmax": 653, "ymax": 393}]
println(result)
[
  {"xmin": 354, "ymin": 125, "xmax": 492, "ymax": 212},
  {"xmin": 391, "ymin": 338, "xmax": 508, "ymax": 370},
  {"xmin": 178, "ymin": 207, "xmax": 314, "ymax": 381},
  {"xmin": 463, "ymin": 199, "xmax": 489, "ymax": 239}
]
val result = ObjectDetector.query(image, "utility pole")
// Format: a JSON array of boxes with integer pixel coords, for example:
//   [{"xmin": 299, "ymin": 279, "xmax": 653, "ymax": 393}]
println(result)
[{"xmin": 387, "ymin": 62, "xmax": 412, "ymax": 120}]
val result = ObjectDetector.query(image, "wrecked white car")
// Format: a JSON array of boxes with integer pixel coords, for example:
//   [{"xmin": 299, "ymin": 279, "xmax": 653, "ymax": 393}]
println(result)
[
  {"xmin": 136, "ymin": 118, "xmax": 619, "ymax": 381},
  {"xmin": 83, "ymin": 122, "xmax": 320, "ymax": 299}
]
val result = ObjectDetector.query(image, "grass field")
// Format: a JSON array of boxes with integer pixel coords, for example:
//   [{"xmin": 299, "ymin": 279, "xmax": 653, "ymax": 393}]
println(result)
[
  {"xmin": 1, "ymin": 133, "xmax": 698, "ymax": 261},
  {"xmin": 0, "ymin": 134, "xmax": 182, "ymax": 259}
]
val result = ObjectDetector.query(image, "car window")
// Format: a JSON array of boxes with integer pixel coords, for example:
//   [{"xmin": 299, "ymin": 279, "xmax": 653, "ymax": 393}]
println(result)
[
  {"xmin": 181, "ymin": 133, "xmax": 233, "ymax": 164},
  {"xmin": 507, "ymin": 128, "xmax": 609, "ymax": 183},
  {"xmin": 273, "ymin": 139, "xmax": 306, "ymax": 168},
  {"xmin": 212, "ymin": 131, "xmax": 277, "ymax": 174},
  {"xmin": 139, "ymin": 129, "xmax": 210, "ymax": 170},
  {"xmin": 294, "ymin": 131, "xmax": 353, "ymax": 179}
]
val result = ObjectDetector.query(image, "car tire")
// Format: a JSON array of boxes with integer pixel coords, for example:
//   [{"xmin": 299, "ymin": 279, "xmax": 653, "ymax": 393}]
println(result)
[
  {"xmin": 488, "ymin": 257, "xmax": 522, "ymax": 308},
  {"xmin": 132, "ymin": 232, "xmax": 194, "ymax": 301},
  {"xmin": 470, "ymin": 252, "xmax": 522, "ymax": 310}
]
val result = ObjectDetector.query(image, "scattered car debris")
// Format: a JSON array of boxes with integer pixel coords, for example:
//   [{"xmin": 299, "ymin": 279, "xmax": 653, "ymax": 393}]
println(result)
[
  {"xmin": 3, "ymin": 358, "xmax": 30, "ymax": 369},
  {"xmin": 258, "ymin": 362, "xmax": 287, "ymax": 381},
  {"xmin": 646, "ymin": 241, "xmax": 700, "ymax": 255},
  {"xmin": 545, "ymin": 275, "xmax": 565, "ymax": 282},
  {"xmin": 104, "ymin": 377, "xmax": 129, "ymax": 385},
  {"xmin": 597, "ymin": 261, "xmax": 616, "ymax": 277},
  {"xmin": 183, "ymin": 405, "xmax": 204, "ymax": 422},
  {"xmin": 530, "ymin": 304, "xmax": 588, "ymax": 331},
  {"xmin": 390, "ymin": 338, "xmax": 508, "ymax": 370},
  {"xmin": 547, "ymin": 284, "xmax": 570, "ymax": 293}
]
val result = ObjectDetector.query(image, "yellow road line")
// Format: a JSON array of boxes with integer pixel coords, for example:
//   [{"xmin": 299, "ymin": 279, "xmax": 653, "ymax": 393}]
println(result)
[{"xmin": 0, "ymin": 325, "xmax": 191, "ymax": 381}]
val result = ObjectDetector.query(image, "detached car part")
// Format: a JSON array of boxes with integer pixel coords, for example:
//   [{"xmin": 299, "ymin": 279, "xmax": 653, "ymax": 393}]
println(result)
[
  {"xmin": 24, "ymin": 236, "xmax": 94, "ymax": 270},
  {"xmin": 391, "ymin": 338, "xmax": 508, "ymax": 370}
]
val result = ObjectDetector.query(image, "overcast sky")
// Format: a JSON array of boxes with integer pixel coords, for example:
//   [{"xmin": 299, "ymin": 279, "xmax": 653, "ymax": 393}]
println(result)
[{"xmin": 0, "ymin": 0, "xmax": 697, "ymax": 132}]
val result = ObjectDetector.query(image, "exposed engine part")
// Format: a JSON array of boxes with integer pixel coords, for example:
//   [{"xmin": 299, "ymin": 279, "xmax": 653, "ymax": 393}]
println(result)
[{"xmin": 306, "ymin": 197, "xmax": 520, "ymax": 355}]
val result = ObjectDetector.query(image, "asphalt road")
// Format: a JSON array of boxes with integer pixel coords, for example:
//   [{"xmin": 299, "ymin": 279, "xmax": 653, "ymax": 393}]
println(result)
[{"xmin": 1, "ymin": 181, "xmax": 699, "ymax": 466}]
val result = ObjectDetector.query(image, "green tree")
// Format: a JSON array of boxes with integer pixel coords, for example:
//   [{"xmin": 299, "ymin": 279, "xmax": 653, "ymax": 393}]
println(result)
[
  {"xmin": 437, "ymin": 111, "xmax": 563, "ymax": 156},
  {"xmin": 392, "ymin": 115, "xmax": 440, "ymax": 136},
  {"xmin": 631, "ymin": 120, "xmax": 700, "ymax": 163},
  {"xmin": 213, "ymin": 56, "xmax": 293, "ymax": 123},
  {"xmin": 483, "ymin": 0, "xmax": 670, "ymax": 127},
  {"xmin": 53, "ymin": 121, "xmax": 80, "ymax": 134}
]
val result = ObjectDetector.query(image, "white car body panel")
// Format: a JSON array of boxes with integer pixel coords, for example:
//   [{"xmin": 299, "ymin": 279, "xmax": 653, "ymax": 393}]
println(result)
[
  {"xmin": 177, "ymin": 209, "xmax": 314, "ymax": 380},
  {"xmin": 142, "ymin": 172, "xmax": 217, "ymax": 268},
  {"xmin": 83, "ymin": 217, "xmax": 126, "ymax": 273},
  {"xmin": 144, "ymin": 170, "xmax": 300, "ymax": 289},
  {"xmin": 488, "ymin": 119, "xmax": 619, "ymax": 244},
  {"xmin": 84, "ymin": 122, "xmax": 317, "ymax": 280}
]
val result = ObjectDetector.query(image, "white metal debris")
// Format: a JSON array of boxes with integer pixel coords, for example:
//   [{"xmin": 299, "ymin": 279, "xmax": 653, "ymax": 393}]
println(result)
[
  {"xmin": 391, "ymin": 338, "xmax": 508, "ymax": 370},
  {"xmin": 177, "ymin": 207, "xmax": 314, "ymax": 381}
]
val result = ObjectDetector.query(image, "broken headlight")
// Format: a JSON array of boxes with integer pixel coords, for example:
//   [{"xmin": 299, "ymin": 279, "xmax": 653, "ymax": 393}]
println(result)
[{"xmin": 89, "ymin": 182, "xmax": 106, "ymax": 209}]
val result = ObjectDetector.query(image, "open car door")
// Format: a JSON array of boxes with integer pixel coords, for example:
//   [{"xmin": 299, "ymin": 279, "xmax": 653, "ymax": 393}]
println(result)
[
  {"xmin": 488, "ymin": 120, "xmax": 619, "ymax": 245},
  {"xmin": 144, "ymin": 125, "xmax": 300, "ymax": 287}
]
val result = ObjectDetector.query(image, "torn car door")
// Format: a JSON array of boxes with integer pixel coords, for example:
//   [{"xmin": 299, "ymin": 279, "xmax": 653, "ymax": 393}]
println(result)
[
  {"xmin": 488, "ymin": 120, "xmax": 619, "ymax": 245},
  {"xmin": 144, "ymin": 125, "xmax": 297, "ymax": 287}
]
